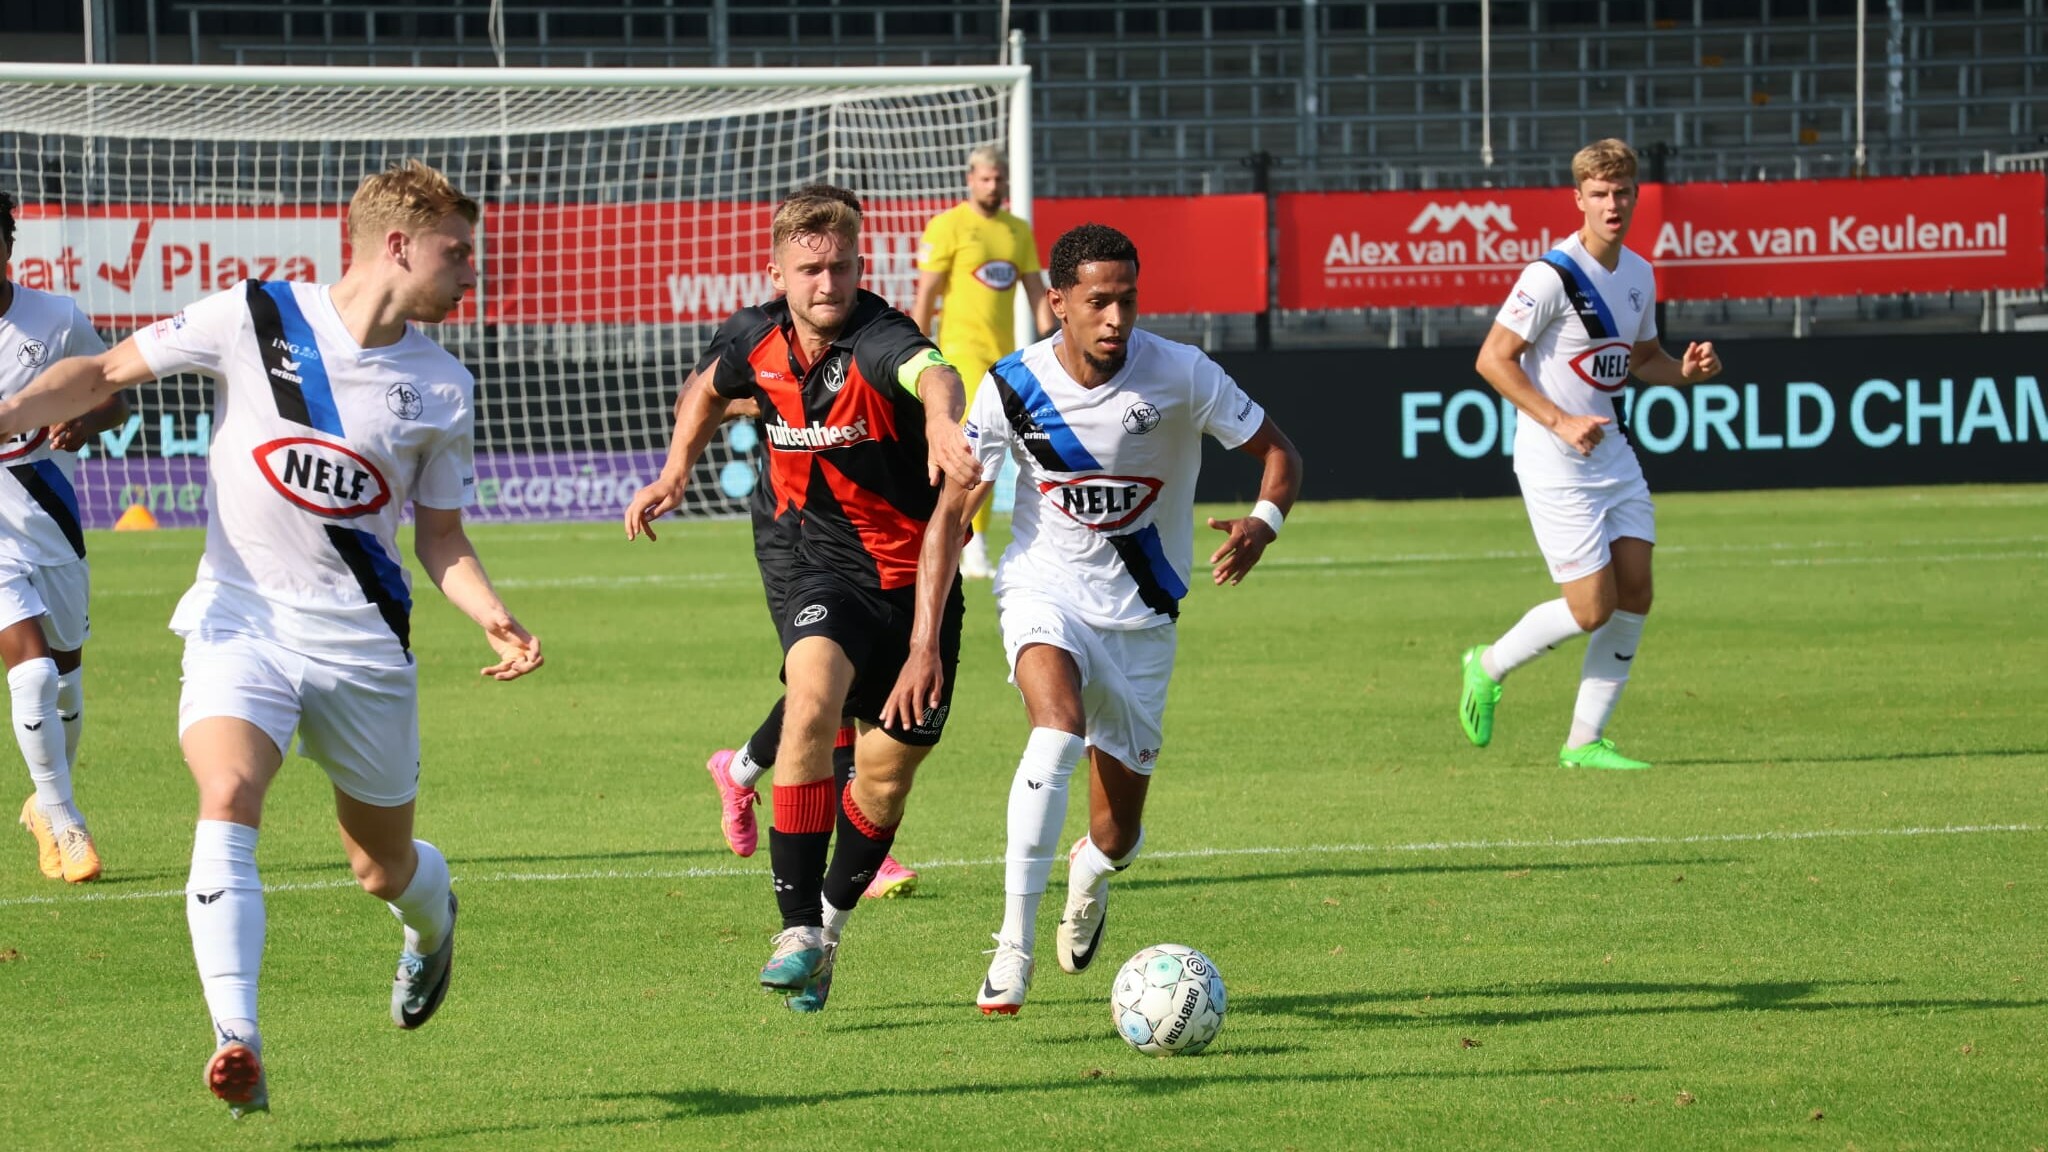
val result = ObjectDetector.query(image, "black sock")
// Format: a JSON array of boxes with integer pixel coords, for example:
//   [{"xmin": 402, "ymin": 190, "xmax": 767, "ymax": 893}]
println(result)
[
  {"xmin": 746, "ymin": 698, "xmax": 786, "ymax": 767},
  {"xmin": 831, "ymin": 740, "xmax": 855, "ymax": 801},
  {"xmin": 768, "ymin": 828, "xmax": 831, "ymax": 928},
  {"xmin": 822, "ymin": 789, "xmax": 897, "ymax": 911}
]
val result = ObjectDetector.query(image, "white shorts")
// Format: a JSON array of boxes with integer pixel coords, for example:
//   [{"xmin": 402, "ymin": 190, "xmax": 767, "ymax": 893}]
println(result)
[
  {"xmin": 0, "ymin": 555, "xmax": 90, "ymax": 652},
  {"xmin": 178, "ymin": 631, "xmax": 421, "ymax": 807},
  {"xmin": 1000, "ymin": 597, "xmax": 1176, "ymax": 775},
  {"xmin": 1519, "ymin": 474, "xmax": 1656, "ymax": 583}
]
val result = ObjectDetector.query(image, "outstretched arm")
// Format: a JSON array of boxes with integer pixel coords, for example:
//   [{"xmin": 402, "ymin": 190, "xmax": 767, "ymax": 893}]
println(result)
[
  {"xmin": 880, "ymin": 475, "xmax": 988, "ymax": 730},
  {"xmin": 0, "ymin": 339, "xmax": 156, "ymax": 441},
  {"xmin": 624, "ymin": 364, "xmax": 734, "ymax": 541},
  {"xmin": 1205, "ymin": 416, "xmax": 1302, "ymax": 587},
  {"xmin": 1630, "ymin": 338, "xmax": 1722, "ymax": 387},
  {"xmin": 414, "ymin": 504, "xmax": 543, "ymax": 681}
]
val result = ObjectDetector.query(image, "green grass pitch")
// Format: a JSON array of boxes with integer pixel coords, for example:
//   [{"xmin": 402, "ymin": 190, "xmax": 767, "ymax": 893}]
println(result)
[{"xmin": 3, "ymin": 484, "xmax": 2044, "ymax": 1150}]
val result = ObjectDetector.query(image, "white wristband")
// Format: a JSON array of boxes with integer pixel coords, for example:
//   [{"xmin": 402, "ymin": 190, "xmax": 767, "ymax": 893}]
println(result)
[{"xmin": 1248, "ymin": 499, "xmax": 1284, "ymax": 538}]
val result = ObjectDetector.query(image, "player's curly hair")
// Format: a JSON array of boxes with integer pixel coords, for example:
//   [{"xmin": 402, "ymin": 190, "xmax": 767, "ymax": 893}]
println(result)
[
  {"xmin": 1572, "ymin": 138, "xmax": 1638, "ymax": 186},
  {"xmin": 1048, "ymin": 222, "xmax": 1140, "ymax": 290},
  {"xmin": 773, "ymin": 184, "xmax": 862, "ymax": 250},
  {"xmin": 0, "ymin": 190, "xmax": 16, "ymax": 246},
  {"xmin": 347, "ymin": 159, "xmax": 479, "ymax": 247}
]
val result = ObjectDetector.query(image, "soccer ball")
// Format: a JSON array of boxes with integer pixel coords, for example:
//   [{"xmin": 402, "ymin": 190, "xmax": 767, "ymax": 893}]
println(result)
[{"xmin": 1110, "ymin": 944, "xmax": 1226, "ymax": 1056}]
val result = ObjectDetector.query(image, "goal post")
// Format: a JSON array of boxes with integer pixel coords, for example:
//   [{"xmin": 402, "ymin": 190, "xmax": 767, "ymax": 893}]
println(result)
[{"xmin": 0, "ymin": 61, "xmax": 1032, "ymax": 527}]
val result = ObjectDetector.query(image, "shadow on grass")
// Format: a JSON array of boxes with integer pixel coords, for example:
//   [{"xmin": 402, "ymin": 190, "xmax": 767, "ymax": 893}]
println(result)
[
  {"xmin": 1658, "ymin": 746, "xmax": 2048, "ymax": 767},
  {"xmin": 1239, "ymin": 978, "xmax": 2048, "ymax": 1030},
  {"xmin": 1114, "ymin": 856, "xmax": 1735, "ymax": 892},
  {"xmin": 289, "ymin": 1063, "xmax": 1663, "ymax": 1147}
]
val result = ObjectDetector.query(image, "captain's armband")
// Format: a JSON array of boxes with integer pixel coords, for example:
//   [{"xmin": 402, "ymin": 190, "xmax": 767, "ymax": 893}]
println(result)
[{"xmin": 898, "ymin": 348, "xmax": 955, "ymax": 397}]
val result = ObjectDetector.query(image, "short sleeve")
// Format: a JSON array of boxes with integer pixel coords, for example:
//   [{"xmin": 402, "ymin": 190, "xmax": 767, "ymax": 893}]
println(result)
[
  {"xmin": 706, "ymin": 311, "xmax": 767, "ymax": 401},
  {"xmin": 916, "ymin": 212, "xmax": 953, "ymax": 273},
  {"xmin": 1013, "ymin": 218, "xmax": 1042, "ymax": 275},
  {"xmin": 1494, "ymin": 263, "xmax": 1567, "ymax": 342},
  {"xmin": 1634, "ymin": 282, "xmax": 1659, "ymax": 343},
  {"xmin": 415, "ymin": 388, "xmax": 476, "ymax": 510},
  {"xmin": 964, "ymin": 370, "xmax": 1011, "ymax": 482},
  {"xmin": 62, "ymin": 304, "xmax": 108, "ymax": 360},
  {"xmin": 853, "ymin": 307, "xmax": 940, "ymax": 401},
  {"xmin": 1191, "ymin": 355, "xmax": 1265, "ymax": 450},
  {"xmin": 130, "ymin": 286, "xmax": 246, "ymax": 379}
]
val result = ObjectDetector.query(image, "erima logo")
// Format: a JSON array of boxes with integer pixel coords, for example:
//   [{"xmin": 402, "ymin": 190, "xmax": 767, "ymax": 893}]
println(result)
[
  {"xmin": 194, "ymin": 891, "xmax": 225, "ymax": 904},
  {"xmin": 1568, "ymin": 342, "xmax": 1634, "ymax": 392},
  {"xmin": 973, "ymin": 260, "xmax": 1020, "ymax": 291},
  {"xmin": 1616, "ymin": 652, "xmax": 1636, "ymax": 662},
  {"xmin": 252, "ymin": 436, "xmax": 392, "ymax": 518},
  {"xmin": 1026, "ymin": 780, "xmax": 1044, "ymax": 790},
  {"xmin": 1408, "ymin": 202, "xmax": 1518, "ymax": 234},
  {"xmin": 765, "ymin": 416, "xmax": 871, "ymax": 451},
  {"xmin": 794, "ymin": 604, "xmax": 828, "ymax": 627},
  {"xmin": 22, "ymin": 721, "xmax": 42, "ymax": 731},
  {"xmin": 1039, "ymin": 474, "xmax": 1163, "ymax": 532}
]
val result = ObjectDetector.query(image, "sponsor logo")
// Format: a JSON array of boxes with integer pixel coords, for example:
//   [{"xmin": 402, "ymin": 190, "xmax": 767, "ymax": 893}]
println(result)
[
  {"xmin": 1137, "ymin": 747, "xmax": 1158, "ymax": 765},
  {"xmin": 1628, "ymin": 287, "xmax": 1645, "ymax": 312},
  {"xmin": 150, "ymin": 312, "xmax": 187, "ymax": 340},
  {"xmin": 1615, "ymin": 651, "xmax": 1635, "ymax": 662},
  {"xmin": 252, "ymin": 436, "xmax": 392, "ymax": 518},
  {"xmin": 1237, "ymin": 396, "xmax": 1254, "ymax": 420},
  {"xmin": 1161, "ymin": 984, "xmax": 1202, "ymax": 1044},
  {"xmin": 794, "ymin": 603, "xmax": 828, "ymax": 627},
  {"xmin": 268, "ymin": 336, "xmax": 320, "ymax": 362},
  {"xmin": 1123, "ymin": 402, "xmax": 1161, "ymax": 435},
  {"xmin": 1026, "ymin": 780, "xmax": 1044, "ymax": 790},
  {"xmin": 1515, "ymin": 289, "xmax": 1538, "ymax": 308},
  {"xmin": 22, "ymin": 721, "xmax": 42, "ymax": 731},
  {"xmin": 1408, "ymin": 202, "xmax": 1518, "ymax": 234},
  {"xmin": 821, "ymin": 355, "xmax": 847, "ymax": 394},
  {"xmin": 1038, "ymin": 474, "xmax": 1163, "ymax": 531},
  {"xmin": 194, "ymin": 891, "xmax": 225, "ymax": 905},
  {"xmin": 765, "ymin": 415, "xmax": 872, "ymax": 451},
  {"xmin": 963, "ymin": 419, "xmax": 981, "ymax": 442},
  {"xmin": 17, "ymin": 339, "xmax": 48, "ymax": 369},
  {"xmin": 0, "ymin": 428, "xmax": 50, "ymax": 463},
  {"xmin": 386, "ymin": 382, "xmax": 424, "ymax": 420},
  {"xmin": 1569, "ymin": 341, "xmax": 1634, "ymax": 392},
  {"xmin": 973, "ymin": 260, "xmax": 1020, "ymax": 291},
  {"xmin": 757, "ymin": 370, "xmax": 792, "ymax": 383}
]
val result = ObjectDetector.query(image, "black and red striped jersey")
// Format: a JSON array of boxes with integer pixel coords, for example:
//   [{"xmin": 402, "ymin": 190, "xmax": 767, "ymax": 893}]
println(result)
[{"xmin": 707, "ymin": 290, "xmax": 948, "ymax": 592}]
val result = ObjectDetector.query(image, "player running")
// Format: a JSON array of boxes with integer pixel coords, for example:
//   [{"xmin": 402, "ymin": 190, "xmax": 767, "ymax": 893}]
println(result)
[
  {"xmin": 882, "ymin": 223, "xmax": 1301, "ymax": 1015},
  {"xmin": 626, "ymin": 185, "xmax": 974, "ymax": 1012},
  {"xmin": 0, "ymin": 192, "xmax": 131, "ymax": 883},
  {"xmin": 0, "ymin": 161, "xmax": 543, "ymax": 1116},
  {"xmin": 1461, "ymin": 139, "xmax": 1723, "ymax": 770},
  {"xmin": 910, "ymin": 145, "xmax": 1054, "ymax": 579}
]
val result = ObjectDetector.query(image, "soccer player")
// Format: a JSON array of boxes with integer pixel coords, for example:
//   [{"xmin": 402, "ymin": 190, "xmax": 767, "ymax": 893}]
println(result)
[
  {"xmin": 910, "ymin": 145, "xmax": 1055, "ymax": 579},
  {"xmin": 625, "ymin": 185, "xmax": 973, "ymax": 1012},
  {"xmin": 1460, "ymin": 139, "xmax": 1723, "ymax": 770},
  {"xmin": 0, "ymin": 191, "xmax": 132, "ymax": 883},
  {"xmin": 882, "ymin": 223, "xmax": 1301, "ymax": 1015},
  {"xmin": 0, "ymin": 161, "xmax": 544, "ymax": 1116}
]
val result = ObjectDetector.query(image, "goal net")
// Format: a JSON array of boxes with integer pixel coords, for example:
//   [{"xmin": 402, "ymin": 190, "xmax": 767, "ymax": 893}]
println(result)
[{"xmin": 0, "ymin": 62, "xmax": 1029, "ymax": 528}]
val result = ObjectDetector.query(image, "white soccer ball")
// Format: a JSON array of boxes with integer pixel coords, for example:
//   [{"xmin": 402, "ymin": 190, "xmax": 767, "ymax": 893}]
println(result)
[{"xmin": 1110, "ymin": 944, "xmax": 1226, "ymax": 1056}]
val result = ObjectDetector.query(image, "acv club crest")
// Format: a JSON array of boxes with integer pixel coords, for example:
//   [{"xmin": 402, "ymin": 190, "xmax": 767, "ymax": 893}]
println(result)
[
  {"xmin": 386, "ymin": 382, "xmax": 424, "ymax": 420},
  {"xmin": 1122, "ymin": 402, "xmax": 1161, "ymax": 435}
]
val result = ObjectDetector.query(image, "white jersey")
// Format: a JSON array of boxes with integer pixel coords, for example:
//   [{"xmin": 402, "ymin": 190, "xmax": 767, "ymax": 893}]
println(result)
[
  {"xmin": 965, "ymin": 329, "xmax": 1266, "ymax": 630},
  {"xmin": 0, "ymin": 286, "xmax": 109, "ymax": 567},
  {"xmin": 132, "ymin": 281, "xmax": 476, "ymax": 665},
  {"xmin": 1495, "ymin": 232, "xmax": 1659, "ymax": 485}
]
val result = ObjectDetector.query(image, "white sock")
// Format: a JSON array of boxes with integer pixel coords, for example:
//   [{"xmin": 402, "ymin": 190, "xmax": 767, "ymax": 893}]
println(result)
[
  {"xmin": 187, "ymin": 820, "xmax": 264, "ymax": 1046},
  {"xmin": 1482, "ymin": 598, "xmax": 1587, "ymax": 681},
  {"xmin": 999, "ymin": 728, "xmax": 1086, "ymax": 950},
  {"xmin": 728, "ymin": 744, "xmax": 768, "ymax": 790},
  {"xmin": 385, "ymin": 840, "xmax": 453, "ymax": 954},
  {"xmin": 55, "ymin": 666, "xmax": 82, "ymax": 771},
  {"xmin": 822, "ymin": 899, "xmax": 853, "ymax": 944},
  {"xmin": 11, "ymin": 658, "xmax": 76, "ymax": 832},
  {"xmin": 1069, "ymin": 827, "xmax": 1145, "ymax": 897},
  {"xmin": 1569, "ymin": 611, "xmax": 1647, "ymax": 747}
]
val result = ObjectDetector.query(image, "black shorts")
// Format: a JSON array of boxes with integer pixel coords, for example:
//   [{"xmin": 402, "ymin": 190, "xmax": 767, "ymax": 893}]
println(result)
[
  {"xmin": 778, "ymin": 565, "xmax": 964, "ymax": 747},
  {"xmin": 752, "ymin": 509, "xmax": 799, "ymax": 627}
]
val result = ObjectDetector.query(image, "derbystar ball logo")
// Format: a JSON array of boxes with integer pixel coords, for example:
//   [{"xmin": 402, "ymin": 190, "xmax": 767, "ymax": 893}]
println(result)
[
  {"xmin": 973, "ymin": 260, "xmax": 1020, "ymax": 290},
  {"xmin": 1038, "ymin": 474, "xmax": 1162, "ymax": 531},
  {"xmin": 1569, "ymin": 341, "xmax": 1634, "ymax": 392},
  {"xmin": 0, "ymin": 428, "xmax": 50, "ymax": 463},
  {"xmin": 765, "ymin": 415, "xmax": 872, "ymax": 452},
  {"xmin": 1408, "ymin": 202, "xmax": 1518, "ymax": 234},
  {"xmin": 253, "ymin": 437, "xmax": 391, "ymax": 518}
]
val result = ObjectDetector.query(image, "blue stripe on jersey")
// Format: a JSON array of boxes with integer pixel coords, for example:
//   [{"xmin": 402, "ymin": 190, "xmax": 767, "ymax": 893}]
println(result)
[
  {"xmin": 30, "ymin": 459, "xmax": 79, "ymax": 524},
  {"xmin": 1541, "ymin": 251, "xmax": 1620, "ymax": 340},
  {"xmin": 260, "ymin": 281, "xmax": 344, "ymax": 437},
  {"xmin": 1129, "ymin": 523, "xmax": 1189, "ymax": 600},
  {"xmin": 1002, "ymin": 356, "xmax": 1101, "ymax": 472},
  {"xmin": 347, "ymin": 527, "xmax": 412, "ymax": 612}
]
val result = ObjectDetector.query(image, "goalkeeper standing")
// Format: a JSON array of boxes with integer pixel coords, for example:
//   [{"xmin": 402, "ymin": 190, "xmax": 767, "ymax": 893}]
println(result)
[{"xmin": 910, "ymin": 145, "xmax": 1054, "ymax": 578}]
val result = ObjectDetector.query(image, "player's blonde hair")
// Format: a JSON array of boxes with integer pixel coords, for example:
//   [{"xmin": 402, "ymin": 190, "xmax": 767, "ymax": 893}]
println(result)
[
  {"xmin": 771, "ymin": 185, "xmax": 862, "ymax": 251},
  {"xmin": 1571, "ymin": 138, "xmax": 1639, "ymax": 187},
  {"xmin": 347, "ymin": 159, "xmax": 480, "ymax": 248},
  {"xmin": 966, "ymin": 144, "xmax": 1007, "ymax": 173}
]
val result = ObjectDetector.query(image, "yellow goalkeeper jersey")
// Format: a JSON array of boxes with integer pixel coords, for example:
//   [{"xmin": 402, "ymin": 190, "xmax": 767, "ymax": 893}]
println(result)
[{"xmin": 917, "ymin": 201, "xmax": 1042, "ymax": 366}]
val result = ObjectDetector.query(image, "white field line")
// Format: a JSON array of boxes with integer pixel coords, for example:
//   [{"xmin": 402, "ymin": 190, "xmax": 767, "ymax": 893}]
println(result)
[{"xmin": 3, "ymin": 822, "xmax": 2034, "ymax": 910}]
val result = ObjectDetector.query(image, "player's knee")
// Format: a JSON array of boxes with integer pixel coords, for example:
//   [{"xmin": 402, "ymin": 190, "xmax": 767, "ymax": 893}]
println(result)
[
  {"xmin": 1569, "ymin": 601, "xmax": 1614, "ymax": 632},
  {"xmin": 1618, "ymin": 584, "xmax": 1653, "ymax": 616},
  {"xmin": 194, "ymin": 776, "xmax": 267, "ymax": 826},
  {"xmin": 347, "ymin": 851, "xmax": 408, "ymax": 900}
]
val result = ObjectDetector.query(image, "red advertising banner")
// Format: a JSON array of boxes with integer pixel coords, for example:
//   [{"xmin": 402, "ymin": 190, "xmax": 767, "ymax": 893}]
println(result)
[
  {"xmin": 1032, "ymin": 195, "xmax": 1268, "ymax": 315},
  {"xmin": 1279, "ymin": 173, "xmax": 2045, "ymax": 309}
]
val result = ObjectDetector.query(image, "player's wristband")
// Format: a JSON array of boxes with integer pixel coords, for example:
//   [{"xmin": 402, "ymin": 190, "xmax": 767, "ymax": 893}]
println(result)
[{"xmin": 1248, "ymin": 500, "xmax": 1284, "ymax": 538}]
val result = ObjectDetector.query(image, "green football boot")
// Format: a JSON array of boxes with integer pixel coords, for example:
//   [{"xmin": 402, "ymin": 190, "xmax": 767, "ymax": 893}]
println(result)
[
  {"xmin": 1458, "ymin": 645, "xmax": 1502, "ymax": 747},
  {"xmin": 1559, "ymin": 738, "xmax": 1651, "ymax": 771}
]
